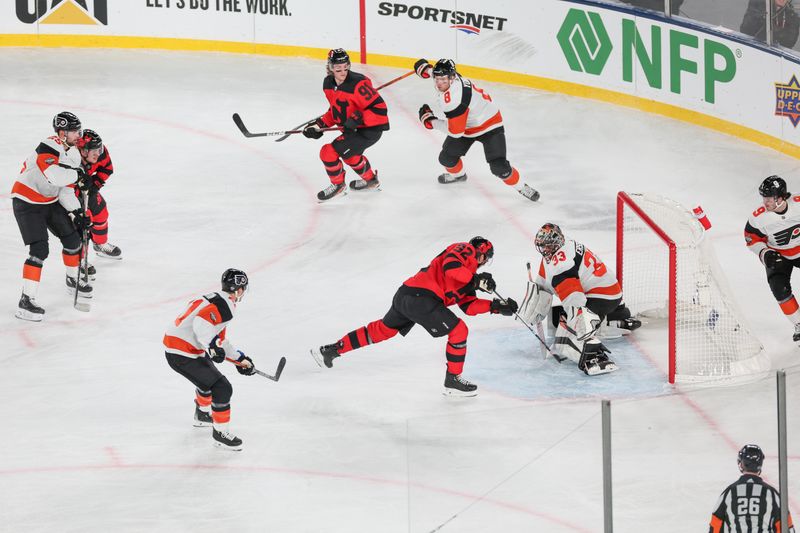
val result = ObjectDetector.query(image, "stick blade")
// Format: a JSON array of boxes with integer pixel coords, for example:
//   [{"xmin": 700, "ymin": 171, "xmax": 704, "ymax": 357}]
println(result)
[
  {"xmin": 232, "ymin": 113, "xmax": 256, "ymax": 137},
  {"xmin": 272, "ymin": 357, "xmax": 287, "ymax": 381},
  {"xmin": 74, "ymin": 301, "xmax": 91, "ymax": 313}
]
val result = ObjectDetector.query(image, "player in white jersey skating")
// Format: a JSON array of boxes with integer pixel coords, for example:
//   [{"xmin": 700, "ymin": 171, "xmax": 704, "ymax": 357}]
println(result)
[
  {"xmin": 413, "ymin": 58, "xmax": 540, "ymax": 202},
  {"xmin": 744, "ymin": 175, "xmax": 800, "ymax": 343},
  {"xmin": 163, "ymin": 269, "xmax": 256, "ymax": 451},
  {"xmin": 519, "ymin": 223, "xmax": 639, "ymax": 375},
  {"xmin": 11, "ymin": 112, "xmax": 94, "ymax": 321}
]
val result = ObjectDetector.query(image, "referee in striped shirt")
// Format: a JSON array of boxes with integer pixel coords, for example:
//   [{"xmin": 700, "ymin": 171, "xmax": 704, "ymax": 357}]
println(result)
[{"xmin": 710, "ymin": 444, "xmax": 795, "ymax": 532}]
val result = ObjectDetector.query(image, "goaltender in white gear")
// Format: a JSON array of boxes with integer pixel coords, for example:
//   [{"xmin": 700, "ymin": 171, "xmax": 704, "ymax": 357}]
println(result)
[{"xmin": 519, "ymin": 223, "xmax": 640, "ymax": 376}]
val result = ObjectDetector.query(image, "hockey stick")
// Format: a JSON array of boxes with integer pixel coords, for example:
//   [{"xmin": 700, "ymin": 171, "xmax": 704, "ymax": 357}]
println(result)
[
  {"xmin": 225, "ymin": 355, "xmax": 287, "ymax": 382},
  {"xmin": 525, "ymin": 262, "xmax": 549, "ymax": 360},
  {"xmin": 231, "ymin": 113, "xmax": 342, "ymax": 138},
  {"xmin": 492, "ymin": 288, "xmax": 565, "ymax": 363},
  {"xmin": 73, "ymin": 189, "xmax": 91, "ymax": 313},
  {"xmin": 234, "ymin": 70, "xmax": 416, "ymax": 142}
]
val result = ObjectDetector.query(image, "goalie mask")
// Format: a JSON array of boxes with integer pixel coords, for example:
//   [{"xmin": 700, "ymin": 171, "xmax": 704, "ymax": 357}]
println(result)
[
  {"xmin": 737, "ymin": 444, "xmax": 764, "ymax": 474},
  {"xmin": 221, "ymin": 268, "xmax": 249, "ymax": 301},
  {"xmin": 469, "ymin": 236, "xmax": 494, "ymax": 265},
  {"xmin": 535, "ymin": 223, "xmax": 565, "ymax": 261}
]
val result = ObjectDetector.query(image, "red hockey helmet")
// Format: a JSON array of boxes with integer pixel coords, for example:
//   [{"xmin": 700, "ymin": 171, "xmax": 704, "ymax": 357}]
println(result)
[{"xmin": 469, "ymin": 236, "xmax": 494, "ymax": 261}]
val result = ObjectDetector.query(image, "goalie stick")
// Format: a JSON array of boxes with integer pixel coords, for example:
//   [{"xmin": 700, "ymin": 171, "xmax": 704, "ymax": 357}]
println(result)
[
  {"xmin": 225, "ymin": 355, "xmax": 287, "ymax": 382},
  {"xmin": 235, "ymin": 70, "xmax": 415, "ymax": 141},
  {"xmin": 73, "ymin": 189, "xmax": 91, "ymax": 313},
  {"xmin": 493, "ymin": 288, "xmax": 565, "ymax": 363}
]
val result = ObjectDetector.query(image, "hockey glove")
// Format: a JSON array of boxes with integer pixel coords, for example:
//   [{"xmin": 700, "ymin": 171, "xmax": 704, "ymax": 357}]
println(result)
[
  {"xmin": 491, "ymin": 298, "xmax": 518, "ymax": 316},
  {"xmin": 414, "ymin": 58, "xmax": 432, "ymax": 79},
  {"xmin": 302, "ymin": 118, "xmax": 325, "ymax": 140},
  {"xmin": 473, "ymin": 272, "xmax": 496, "ymax": 293},
  {"xmin": 343, "ymin": 110, "xmax": 363, "ymax": 133},
  {"xmin": 763, "ymin": 249, "xmax": 787, "ymax": 269},
  {"xmin": 418, "ymin": 104, "xmax": 437, "ymax": 130},
  {"xmin": 207, "ymin": 335, "xmax": 226, "ymax": 363},
  {"xmin": 75, "ymin": 168, "xmax": 92, "ymax": 192},
  {"xmin": 70, "ymin": 209, "xmax": 93, "ymax": 234},
  {"xmin": 235, "ymin": 350, "xmax": 256, "ymax": 376}
]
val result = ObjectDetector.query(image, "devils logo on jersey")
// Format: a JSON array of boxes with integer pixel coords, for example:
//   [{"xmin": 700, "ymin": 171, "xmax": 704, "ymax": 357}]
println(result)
[{"xmin": 773, "ymin": 223, "xmax": 800, "ymax": 245}]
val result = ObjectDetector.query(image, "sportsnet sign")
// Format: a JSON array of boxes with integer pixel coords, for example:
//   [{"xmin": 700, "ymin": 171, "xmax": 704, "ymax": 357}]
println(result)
[
  {"xmin": 16, "ymin": 0, "xmax": 107, "ymax": 25},
  {"xmin": 376, "ymin": 2, "xmax": 508, "ymax": 34}
]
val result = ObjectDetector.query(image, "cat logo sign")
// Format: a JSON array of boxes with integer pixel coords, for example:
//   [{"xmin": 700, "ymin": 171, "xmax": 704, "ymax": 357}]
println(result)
[{"xmin": 16, "ymin": 0, "xmax": 108, "ymax": 25}]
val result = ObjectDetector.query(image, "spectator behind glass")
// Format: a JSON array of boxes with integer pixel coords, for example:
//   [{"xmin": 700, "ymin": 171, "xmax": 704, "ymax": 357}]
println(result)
[
  {"xmin": 619, "ymin": 0, "xmax": 684, "ymax": 15},
  {"xmin": 741, "ymin": 0, "xmax": 800, "ymax": 48}
]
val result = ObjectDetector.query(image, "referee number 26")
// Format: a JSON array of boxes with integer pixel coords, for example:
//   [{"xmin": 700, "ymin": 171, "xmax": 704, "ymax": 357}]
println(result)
[{"xmin": 737, "ymin": 497, "xmax": 760, "ymax": 515}]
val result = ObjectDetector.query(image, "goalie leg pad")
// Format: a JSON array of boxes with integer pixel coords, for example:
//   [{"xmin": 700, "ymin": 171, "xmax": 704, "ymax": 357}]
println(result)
[
  {"xmin": 566, "ymin": 307, "xmax": 602, "ymax": 342},
  {"xmin": 553, "ymin": 319, "xmax": 583, "ymax": 364},
  {"xmin": 519, "ymin": 282, "xmax": 552, "ymax": 325}
]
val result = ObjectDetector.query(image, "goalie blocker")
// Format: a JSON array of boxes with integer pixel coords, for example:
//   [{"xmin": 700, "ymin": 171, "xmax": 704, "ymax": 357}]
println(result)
[{"xmin": 520, "ymin": 223, "xmax": 640, "ymax": 376}]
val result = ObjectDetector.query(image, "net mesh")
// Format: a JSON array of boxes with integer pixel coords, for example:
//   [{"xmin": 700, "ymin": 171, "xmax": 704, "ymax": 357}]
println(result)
[{"xmin": 618, "ymin": 193, "xmax": 768, "ymax": 383}]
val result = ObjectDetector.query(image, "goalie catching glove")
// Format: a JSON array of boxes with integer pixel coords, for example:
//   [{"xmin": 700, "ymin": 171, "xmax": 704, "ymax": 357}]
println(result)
[{"xmin": 519, "ymin": 281, "xmax": 552, "ymax": 325}]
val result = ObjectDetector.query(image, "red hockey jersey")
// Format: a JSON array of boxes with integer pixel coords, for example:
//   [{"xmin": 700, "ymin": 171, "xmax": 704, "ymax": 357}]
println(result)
[
  {"xmin": 319, "ymin": 71, "xmax": 390, "ymax": 131},
  {"xmin": 404, "ymin": 242, "xmax": 491, "ymax": 315}
]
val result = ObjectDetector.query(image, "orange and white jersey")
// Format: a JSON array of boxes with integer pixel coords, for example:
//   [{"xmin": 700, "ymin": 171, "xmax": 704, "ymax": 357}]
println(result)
[
  {"xmin": 163, "ymin": 292, "xmax": 238, "ymax": 359},
  {"xmin": 11, "ymin": 135, "xmax": 82, "ymax": 211},
  {"xmin": 535, "ymin": 240, "xmax": 622, "ymax": 308},
  {"xmin": 433, "ymin": 75, "xmax": 503, "ymax": 138},
  {"xmin": 744, "ymin": 196, "xmax": 800, "ymax": 260}
]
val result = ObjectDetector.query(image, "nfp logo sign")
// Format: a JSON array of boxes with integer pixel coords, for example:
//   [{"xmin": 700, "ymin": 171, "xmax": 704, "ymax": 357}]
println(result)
[
  {"xmin": 557, "ymin": 8, "xmax": 737, "ymax": 104},
  {"xmin": 556, "ymin": 10, "xmax": 612, "ymax": 76},
  {"xmin": 17, "ymin": 0, "xmax": 107, "ymax": 25}
]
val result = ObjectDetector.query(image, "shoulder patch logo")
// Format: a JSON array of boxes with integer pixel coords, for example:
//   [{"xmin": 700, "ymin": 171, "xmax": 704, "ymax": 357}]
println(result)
[{"xmin": 210, "ymin": 312, "xmax": 218, "ymax": 323}]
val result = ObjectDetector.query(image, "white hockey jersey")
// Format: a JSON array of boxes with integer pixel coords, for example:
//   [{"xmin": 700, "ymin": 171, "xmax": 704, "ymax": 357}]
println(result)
[
  {"xmin": 431, "ymin": 75, "xmax": 503, "ymax": 138},
  {"xmin": 744, "ymin": 196, "xmax": 800, "ymax": 260},
  {"xmin": 11, "ymin": 135, "xmax": 82, "ymax": 211},
  {"xmin": 163, "ymin": 292, "xmax": 239, "ymax": 359},
  {"xmin": 535, "ymin": 239, "xmax": 622, "ymax": 308}
]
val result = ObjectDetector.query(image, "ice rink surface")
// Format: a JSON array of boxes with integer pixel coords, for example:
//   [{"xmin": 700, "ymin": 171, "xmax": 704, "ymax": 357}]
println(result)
[{"xmin": 1, "ymin": 48, "xmax": 798, "ymax": 532}]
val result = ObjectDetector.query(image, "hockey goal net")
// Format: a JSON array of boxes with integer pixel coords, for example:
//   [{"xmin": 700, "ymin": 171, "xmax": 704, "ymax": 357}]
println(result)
[{"xmin": 616, "ymin": 192, "xmax": 768, "ymax": 384}]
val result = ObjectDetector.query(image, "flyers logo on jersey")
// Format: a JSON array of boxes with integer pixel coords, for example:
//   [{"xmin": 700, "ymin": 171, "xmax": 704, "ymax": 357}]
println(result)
[
  {"xmin": 773, "ymin": 223, "xmax": 800, "ymax": 246},
  {"xmin": 16, "ymin": 0, "xmax": 108, "ymax": 25}
]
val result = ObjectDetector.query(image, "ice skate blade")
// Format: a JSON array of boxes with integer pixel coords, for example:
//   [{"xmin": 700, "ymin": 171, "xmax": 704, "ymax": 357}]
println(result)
[
  {"xmin": 15, "ymin": 309, "xmax": 43, "ymax": 322},
  {"xmin": 442, "ymin": 388, "xmax": 478, "ymax": 397},
  {"xmin": 309, "ymin": 348, "xmax": 325, "ymax": 368},
  {"xmin": 95, "ymin": 252, "xmax": 122, "ymax": 261},
  {"xmin": 67, "ymin": 287, "xmax": 93, "ymax": 299},
  {"xmin": 193, "ymin": 419, "xmax": 213, "ymax": 428},
  {"xmin": 213, "ymin": 440, "xmax": 243, "ymax": 451}
]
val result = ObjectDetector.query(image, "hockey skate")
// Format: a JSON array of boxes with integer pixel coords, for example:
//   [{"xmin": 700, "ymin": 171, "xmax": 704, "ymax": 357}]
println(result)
[
  {"xmin": 517, "ymin": 183, "xmax": 540, "ymax": 202},
  {"xmin": 193, "ymin": 402, "xmax": 213, "ymax": 428},
  {"xmin": 66, "ymin": 275, "xmax": 93, "ymax": 299},
  {"xmin": 793, "ymin": 323, "xmax": 800, "ymax": 344},
  {"xmin": 349, "ymin": 171, "xmax": 381, "ymax": 191},
  {"xmin": 311, "ymin": 342, "xmax": 341, "ymax": 368},
  {"xmin": 443, "ymin": 372, "xmax": 478, "ymax": 397},
  {"xmin": 607, "ymin": 317, "xmax": 641, "ymax": 332},
  {"xmin": 15, "ymin": 293, "xmax": 45, "ymax": 322},
  {"xmin": 212, "ymin": 428, "xmax": 243, "ymax": 451},
  {"xmin": 578, "ymin": 342, "xmax": 618, "ymax": 376},
  {"xmin": 438, "ymin": 172, "xmax": 467, "ymax": 184},
  {"xmin": 80, "ymin": 263, "xmax": 97, "ymax": 281},
  {"xmin": 93, "ymin": 242, "xmax": 122, "ymax": 260},
  {"xmin": 317, "ymin": 182, "xmax": 347, "ymax": 202}
]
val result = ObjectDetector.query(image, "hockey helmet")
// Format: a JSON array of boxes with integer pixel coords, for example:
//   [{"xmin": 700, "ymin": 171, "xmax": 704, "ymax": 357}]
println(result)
[
  {"xmin": 535, "ymin": 223, "xmax": 565, "ymax": 260},
  {"xmin": 77, "ymin": 129, "xmax": 103, "ymax": 151},
  {"xmin": 53, "ymin": 111, "xmax": 82, "ymax": 133},
  {"xmin": 737, "ymin": 444, "xmax": 764, "ymax": 474},
  {"xmin": 221, "ymin": 268, "xmax": 249, "ymax": 295},
  {"xmin": 432, "ymin": 58, "xmax": 457, "ymax": 78},
  {"xmin": 759, "ymin": 175, "xmax": 790, "ymax": 199},
  {"xmin": 469, "ymin": 236, "xmax": 494, "ymax": 262},
  {"xmin": 327, "ymin": 48, "xmax": 350, "ymax": 70}
]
